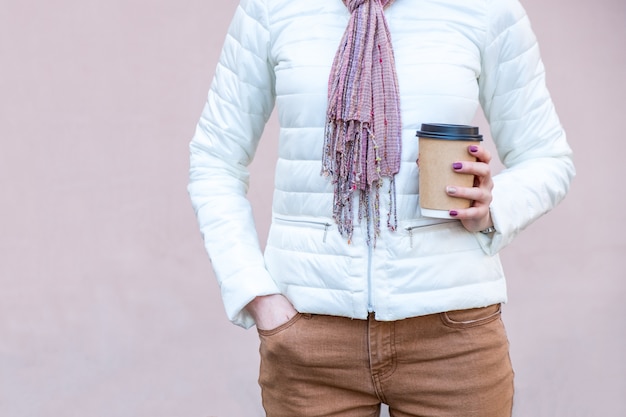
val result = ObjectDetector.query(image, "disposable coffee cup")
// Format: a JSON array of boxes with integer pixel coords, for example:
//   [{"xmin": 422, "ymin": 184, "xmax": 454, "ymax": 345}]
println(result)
[{"xmin": 416, "ymin": 123, "xmax": 483, "ymax": 219}]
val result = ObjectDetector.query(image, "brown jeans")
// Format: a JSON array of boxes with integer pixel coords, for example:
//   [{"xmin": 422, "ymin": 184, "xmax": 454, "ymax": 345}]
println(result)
[{"xmin": 258, "ymin": 304, "xmax": 514, "ymax": 417}]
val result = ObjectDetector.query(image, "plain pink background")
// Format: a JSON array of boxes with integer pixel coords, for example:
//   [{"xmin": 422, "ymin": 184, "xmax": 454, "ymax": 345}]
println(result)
[{"xmin": 0, "ymin": 1, "xmax": 624, "ymax": 416}]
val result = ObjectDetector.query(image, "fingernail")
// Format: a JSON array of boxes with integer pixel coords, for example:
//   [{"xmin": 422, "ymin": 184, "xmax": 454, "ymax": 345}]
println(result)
[
  {"xmin": 469, "ymin": 145, "xmax": 479, "ymax": 153},
  {"xmin": 446, "ymin": 186, "xmax": 457, "ymax": 194},
  {"xmin": 452, "ymin": 162, "xmax": 463, "ymax": 170},
  {"xmin": 449, "ymin": 210, "xmax": 459, "ymax": 217}
]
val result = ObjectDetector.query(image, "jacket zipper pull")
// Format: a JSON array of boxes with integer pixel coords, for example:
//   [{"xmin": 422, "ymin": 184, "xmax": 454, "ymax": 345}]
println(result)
[
  {"xmin": 407, "ymin": 227, "xmax": 414, "ymax": 249},
  {"xmin": 323, "ymin": 223, "xmax": 330, "ymax": 243}
]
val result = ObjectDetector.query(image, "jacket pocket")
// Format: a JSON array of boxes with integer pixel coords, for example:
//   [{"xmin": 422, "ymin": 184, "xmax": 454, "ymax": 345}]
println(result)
[
  {"xmin": 274, "ymin": 216, "xmax": 333, "ymax": 243},
  {"xmin": 404, "ymin": 220, "xmax": 456, "ymax": 249}
]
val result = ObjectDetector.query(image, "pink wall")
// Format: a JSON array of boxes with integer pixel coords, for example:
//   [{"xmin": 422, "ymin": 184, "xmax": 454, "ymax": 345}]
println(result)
[{"xmin": 0, "ymin": 1, "xmax": 623, "ymax": 416}]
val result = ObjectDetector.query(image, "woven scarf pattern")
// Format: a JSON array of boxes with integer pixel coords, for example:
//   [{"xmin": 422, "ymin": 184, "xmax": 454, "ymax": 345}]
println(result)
[{"xmin": 322, "ymin": 0, "xmax": 402, "ymax": 245}]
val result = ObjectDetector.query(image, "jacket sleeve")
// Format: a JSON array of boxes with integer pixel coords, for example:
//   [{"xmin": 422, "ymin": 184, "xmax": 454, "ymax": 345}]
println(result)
[
  {"xmin": 188, "ymin": 0, "xmax": 280, "ymax": 328},
  {"xmin": 478, "ymin": 0, "xmax": 575, "ymax": 255}
]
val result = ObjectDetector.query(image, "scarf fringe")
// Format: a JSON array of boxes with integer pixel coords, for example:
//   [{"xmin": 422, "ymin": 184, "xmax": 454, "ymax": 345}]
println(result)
[{"xmin": 322, "ymin": 120, "xmax": 398, "ymax": 246}]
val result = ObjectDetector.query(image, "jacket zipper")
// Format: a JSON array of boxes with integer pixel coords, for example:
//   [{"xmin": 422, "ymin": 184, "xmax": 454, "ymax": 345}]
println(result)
[
  {"xmin": 406, "ymin": 226, "xmax": 418, "ymax": 249},
  {"xmin": 274, "ymin": 217, "xmax": 332, "ymax": 243},
  {"xmin": 405, "ymin": 222, "xmax": 453, "ymax": 249},
  {"xmin": 366, "ymin": 204, "xmax": 374, "ymax": 313},
  {"xmin": 367, "ymin": 242, "xmax": 374, "ymax": 312}
]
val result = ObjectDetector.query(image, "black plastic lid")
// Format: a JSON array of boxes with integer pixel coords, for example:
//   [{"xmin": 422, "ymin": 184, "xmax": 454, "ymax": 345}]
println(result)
[{"xmin": 416, "ymin": 123, "xmax": 483, "ymax": 141}]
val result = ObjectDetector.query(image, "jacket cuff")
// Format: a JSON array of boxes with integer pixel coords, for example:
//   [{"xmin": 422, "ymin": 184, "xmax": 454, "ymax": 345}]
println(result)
[
  {"xmin": 220, "ymin": 267, "xmax": 281, "ymax": 329},
  {"xmin": 475, "ymin": 205, "xmax": 509, "ymax": 256}
]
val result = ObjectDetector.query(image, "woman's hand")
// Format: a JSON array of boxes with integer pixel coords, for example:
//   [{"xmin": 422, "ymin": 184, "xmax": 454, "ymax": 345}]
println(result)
[
  {"xmin": 246, "ymin": 294, "xmax": 298, "ymax": 331},
  {"xmin": 446, "ymin": 145, "xmax": 494, "ymax": 233}
]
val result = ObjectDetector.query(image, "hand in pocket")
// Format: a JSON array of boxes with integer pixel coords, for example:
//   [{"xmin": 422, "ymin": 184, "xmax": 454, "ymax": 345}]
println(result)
[{"xmin": 246, "ymin": 294, "xmax": 299, "ymax": 331}]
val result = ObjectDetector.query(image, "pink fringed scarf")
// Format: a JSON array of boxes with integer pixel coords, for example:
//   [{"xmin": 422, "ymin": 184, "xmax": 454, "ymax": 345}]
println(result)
[{"xmin": 322, "ymin": 0, "xmax": 402, "ymax": 245}]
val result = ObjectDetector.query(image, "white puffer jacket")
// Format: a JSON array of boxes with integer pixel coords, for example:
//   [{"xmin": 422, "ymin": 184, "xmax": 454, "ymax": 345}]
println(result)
[{"xmin": 188, "ymin": 0, "xmax": 575, "ymax": 328}]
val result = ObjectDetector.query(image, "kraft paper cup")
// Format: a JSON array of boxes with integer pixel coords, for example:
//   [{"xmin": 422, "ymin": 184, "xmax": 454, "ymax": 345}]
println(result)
[{"xmin": 416, "ymin": 124, "xmax": 483, "ymax": 219}]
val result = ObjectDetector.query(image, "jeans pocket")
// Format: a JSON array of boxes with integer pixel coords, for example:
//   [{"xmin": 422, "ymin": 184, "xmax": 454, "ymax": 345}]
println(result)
[
  {"xmin": 257, "ymin": 313, "xmax": 305, "ymax": 337},
  {"xmin": 440, "ymin": 304, "xmax": 502, "ymax": 329}
]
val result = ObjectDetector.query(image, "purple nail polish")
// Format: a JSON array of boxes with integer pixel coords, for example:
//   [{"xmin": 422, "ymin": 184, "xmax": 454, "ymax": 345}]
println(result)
[
  {"xmin": 450, "ymin": 210, "xmax": 458, "ymax": 217},
  {"xmin": 469, "ymin": 145, "xmax": 479, "ymax": 153},
  {"xmin": 452, "ymin": 162, "xmax": 463, "ymax": 170}
]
